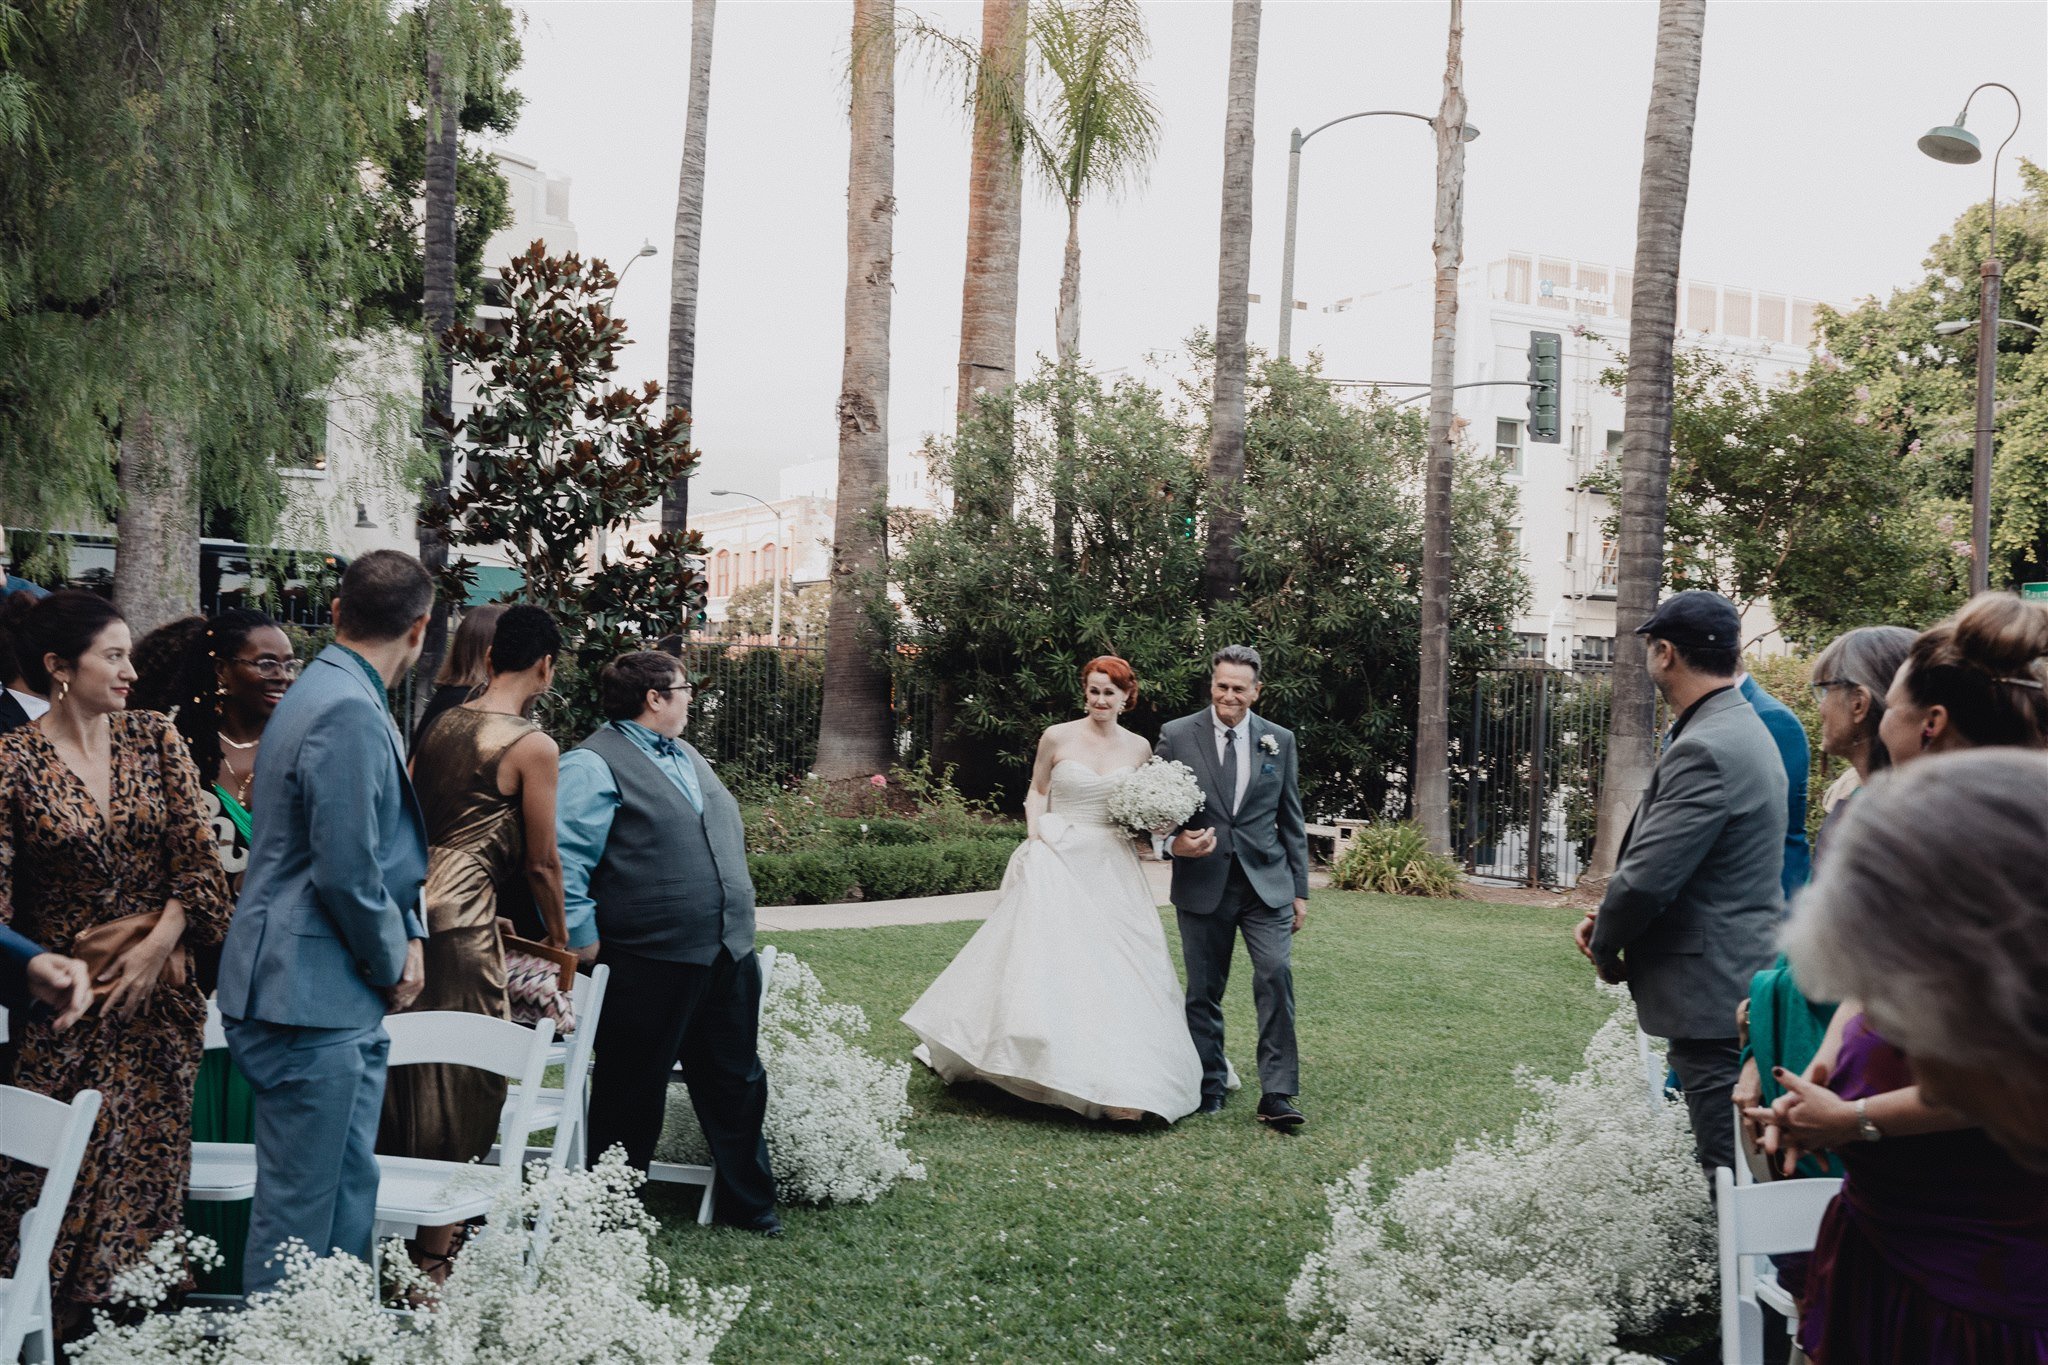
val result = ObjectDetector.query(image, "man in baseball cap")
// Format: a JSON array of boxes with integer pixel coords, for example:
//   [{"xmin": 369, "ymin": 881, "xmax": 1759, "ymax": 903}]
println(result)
[{"xmin": 1573, "ymin": 588, "xmax": 1786, "ymax": 1184}]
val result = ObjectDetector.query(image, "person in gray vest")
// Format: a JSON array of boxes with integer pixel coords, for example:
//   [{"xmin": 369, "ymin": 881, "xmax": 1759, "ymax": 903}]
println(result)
[
  {"xmin": 555, "ymin": 650, "xmax": 778, "ymax": 1234},
  {"xmin": 1574, "ymin": 590, "xmax": 1785, "ymax": 1181}
]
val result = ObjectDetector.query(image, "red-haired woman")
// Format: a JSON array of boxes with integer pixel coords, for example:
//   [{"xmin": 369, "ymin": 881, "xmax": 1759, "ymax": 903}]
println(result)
[{"xmin": 903, "ymin": 655, "xmax": 1210, "ymax": 1125}]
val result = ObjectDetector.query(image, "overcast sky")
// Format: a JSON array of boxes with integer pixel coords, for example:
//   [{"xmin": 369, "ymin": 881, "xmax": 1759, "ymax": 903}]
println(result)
[{"xmin": 498, "ymin": 0, "xmax": 2048, "ymax": 504}]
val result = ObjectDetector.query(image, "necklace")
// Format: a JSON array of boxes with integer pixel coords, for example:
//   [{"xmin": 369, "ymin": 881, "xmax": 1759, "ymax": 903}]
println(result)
[
  {"xmin": 219, "ymin": 733, "xmax": 259, "ymax": 752},
  {"xmin": 221, "ymin": 745, "xmax": 256, "ymax": 804}
]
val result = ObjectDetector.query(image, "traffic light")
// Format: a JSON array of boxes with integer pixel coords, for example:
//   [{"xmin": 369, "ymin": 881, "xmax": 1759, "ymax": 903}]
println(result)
[{"xmin": 1526, "ymin": 330, "xmax": 1561, "ymax": 443}]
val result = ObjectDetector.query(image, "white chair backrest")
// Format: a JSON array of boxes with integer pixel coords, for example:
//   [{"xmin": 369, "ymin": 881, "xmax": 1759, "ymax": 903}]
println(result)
[
  {"xmin": 1716, "ymin": 1166, "xmax": 1841, "ymax": 1364},
  {"xmin": 204, "ymin": 996, "xmax": 226, "ymax": 1051},
  {"xmin": 757, "ymin": 945, "xmax": 778, "ymax": 1027},
  {"xmin": 1636, "ymin": 1028, "xmax": 1667, "ymax": 1112},
  {"xmin": 386, "ymin": 1012, "xmax": 555, "ymax": 1185},
  {"xmin": 0, "ymin": 1086, "xmax": 101, "ymax": 1358},
  {"xmin": 548, "ymin": 966, "xmax": 610, "ymax": 1169}
]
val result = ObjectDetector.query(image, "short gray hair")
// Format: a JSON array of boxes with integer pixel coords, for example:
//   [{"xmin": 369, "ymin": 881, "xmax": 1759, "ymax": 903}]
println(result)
[
  {"xmin": 1211, "ymin": 644, "xmax": 1262, "ymax": 679},
  {"xmin": 1783, "ymin": 749, "xmax": 2048, "ymax": 1074}
]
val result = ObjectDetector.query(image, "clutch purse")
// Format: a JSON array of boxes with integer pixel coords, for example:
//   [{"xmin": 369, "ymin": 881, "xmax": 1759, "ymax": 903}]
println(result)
[
  {"xmin": 503, "ymin": 933, "xmax": 578, "ymax": 1035},
  {"xmin": 72, "ymin": 911, "xmax": 190, "ymax": 1009}
]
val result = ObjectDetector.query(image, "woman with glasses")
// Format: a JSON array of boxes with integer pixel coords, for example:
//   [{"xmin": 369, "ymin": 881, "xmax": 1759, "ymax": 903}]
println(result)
[{"xmin": 162, "ymin": 607, "xmax": 297, "ymax": 1293}]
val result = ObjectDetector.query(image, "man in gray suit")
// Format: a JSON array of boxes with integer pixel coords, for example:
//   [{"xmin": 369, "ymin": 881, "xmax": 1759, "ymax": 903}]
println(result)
[
  {"xmin": 219, "ymin": 551, "xmax": 432, "ymax": 1294},
  {"xmin": 556, "ymin": 651, "xmax": 778, "ymax": 1234},
  {"xmin": 1575, "ymin": 590, "xmax": 1785, "ymax": 1179},
  {"xmin": 1155, "ymin": 645, "xmax": 1311, "ymax": 1129}
]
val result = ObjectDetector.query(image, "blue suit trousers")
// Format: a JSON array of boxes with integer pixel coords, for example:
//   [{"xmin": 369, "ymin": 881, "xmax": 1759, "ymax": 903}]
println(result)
[{"xmin": 225, "ymin": 1016, "xmax": 389, "ymax": 1296}]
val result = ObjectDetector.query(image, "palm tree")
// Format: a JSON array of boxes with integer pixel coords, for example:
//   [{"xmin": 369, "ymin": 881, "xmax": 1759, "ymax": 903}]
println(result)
[
  {"xmin": 1197, "ymin": 0, "xmax": 1261, "ymax": 609},
  {"xmin": 660, "ymin": 0, "xmax": 717, "ymax": 542},
  {"xmin": 956, "ymin": 0, "xmax": 1028, "ymax": 435},
  {"xmin": 1586, "ymin": 0, "xmax": 1708, "ymax": 883},
  {"xmin": 1414, "ymin": 0, "xmax": 1470, "ymax": 854},
  {"xmin": 415, "ymin": 32, "xmax": 461, "ymax": 693},
  {"xmin": 815, "ymin": 0, "xmax": 898, "ymax": 781}
]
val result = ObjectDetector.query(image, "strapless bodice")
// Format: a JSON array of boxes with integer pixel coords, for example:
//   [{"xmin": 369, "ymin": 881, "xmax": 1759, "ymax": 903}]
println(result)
[{"xmin": 1046, "ymin": 760, "xmax": 1132, "ymax": 831}]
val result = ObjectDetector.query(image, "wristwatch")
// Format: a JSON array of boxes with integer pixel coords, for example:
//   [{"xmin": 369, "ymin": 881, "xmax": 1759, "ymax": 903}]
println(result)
[{"xmin": 1855, "ymin": 1098, "xmax": 1884, "ymax": 1143}]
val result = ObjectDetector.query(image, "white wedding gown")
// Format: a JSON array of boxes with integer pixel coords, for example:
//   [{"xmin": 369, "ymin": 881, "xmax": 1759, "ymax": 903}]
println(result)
[{"xmin": 903, "ymin": 760, "xmax": 1208, "ymax": 1122}]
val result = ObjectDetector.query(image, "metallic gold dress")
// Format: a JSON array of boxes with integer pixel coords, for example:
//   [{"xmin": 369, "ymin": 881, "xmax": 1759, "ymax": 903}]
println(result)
[{"xmin": 379, "ymin": 708, "xmax": 537, "ymax": 1164}]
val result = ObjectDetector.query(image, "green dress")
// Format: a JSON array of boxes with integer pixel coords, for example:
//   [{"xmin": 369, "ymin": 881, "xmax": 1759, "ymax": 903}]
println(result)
[{"xmin": 186, "ymin": 783, "xmax": 255, "ymax": 1294}]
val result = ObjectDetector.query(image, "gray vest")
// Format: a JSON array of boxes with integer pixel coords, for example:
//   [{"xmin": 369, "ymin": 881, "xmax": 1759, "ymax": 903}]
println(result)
[{"xmin": 577, "ymin": 725, "xmax": 755, "ymax": 965}]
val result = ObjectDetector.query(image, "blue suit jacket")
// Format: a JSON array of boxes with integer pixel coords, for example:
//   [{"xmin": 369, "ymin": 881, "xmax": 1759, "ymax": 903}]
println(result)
[
  {"xmin": 1, "ymin": 923, "xmax": 46, "ymax": 1015},
  {"xmin": 1740, "ymin": 675, "xmax": 1811, "ymax": 897},
  {"xmin": 217, "ymin": 646, "xmax": 427, "ymax": 1031}
]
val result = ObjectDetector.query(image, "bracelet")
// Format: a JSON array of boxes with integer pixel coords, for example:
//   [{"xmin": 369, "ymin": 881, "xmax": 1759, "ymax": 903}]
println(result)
[{"xmin": 1855, "ymin": 1097, "xmax": 1884, "ymax": 1143}]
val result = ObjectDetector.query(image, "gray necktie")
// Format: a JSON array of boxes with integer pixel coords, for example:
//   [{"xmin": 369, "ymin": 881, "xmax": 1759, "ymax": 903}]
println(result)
[{"xmin": 1220, "ymin": 726, "xmax": 1239, "ymax": 815}]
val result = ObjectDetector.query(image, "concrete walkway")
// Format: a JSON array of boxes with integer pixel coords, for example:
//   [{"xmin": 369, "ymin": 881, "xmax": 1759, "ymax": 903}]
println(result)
[{"xmin": 757, "ymin": 860, "xmax": 1336, "ymax": 931}]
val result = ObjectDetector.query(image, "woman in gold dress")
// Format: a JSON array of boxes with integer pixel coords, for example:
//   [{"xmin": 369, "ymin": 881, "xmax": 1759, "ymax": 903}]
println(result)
[{"xmin": 381, "ymin": 604, "xmax": 567, "ymax": 1280}]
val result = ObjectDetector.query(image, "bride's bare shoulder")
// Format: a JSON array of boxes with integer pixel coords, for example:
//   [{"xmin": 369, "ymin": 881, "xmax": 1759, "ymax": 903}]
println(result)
[{"xmin": 1037, "ymin": 719, "xmax": 1082, "ymax": 752}]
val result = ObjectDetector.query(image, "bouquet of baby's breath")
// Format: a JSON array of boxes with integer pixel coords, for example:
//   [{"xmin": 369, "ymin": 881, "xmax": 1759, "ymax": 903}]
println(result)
[{"xmin": 1106, "ymin": 757, "xmax": 1207, "ymax": 835}]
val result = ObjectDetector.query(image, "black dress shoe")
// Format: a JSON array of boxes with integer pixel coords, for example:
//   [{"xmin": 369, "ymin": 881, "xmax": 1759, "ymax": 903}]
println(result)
[
  {"xmin": 717, "ymin": 1214, "xmax": 784, "ymax": 1238},
  {"xmin": 1195, "ymin": 1093, "xmax": 1226, "ymax": 1116},
  {"xmin": 1256, "ymin": 1093, "xmax": 1305, "ymax": 1130}
]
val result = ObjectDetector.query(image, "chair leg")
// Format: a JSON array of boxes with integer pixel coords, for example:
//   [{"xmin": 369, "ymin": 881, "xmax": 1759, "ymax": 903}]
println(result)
[{"xmin": 696, "ymin": 1166, "xmax": 716, "ymax": 1226}]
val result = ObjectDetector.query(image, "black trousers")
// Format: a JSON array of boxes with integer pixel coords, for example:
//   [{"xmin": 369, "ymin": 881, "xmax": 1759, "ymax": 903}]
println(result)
[
  {"xmin": 587, "ymin": 945, "xmax": 776, "ymax": 1226},
  {"xmin": 1666, "ymin": 1034, "xmax": 1742, "ymax": 1181}
]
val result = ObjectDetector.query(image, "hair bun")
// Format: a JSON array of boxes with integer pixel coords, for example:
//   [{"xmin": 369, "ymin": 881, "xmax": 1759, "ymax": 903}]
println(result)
[{"xmin": 1952, "ymin": 594, "xmax": 2048, "ymax": 679}]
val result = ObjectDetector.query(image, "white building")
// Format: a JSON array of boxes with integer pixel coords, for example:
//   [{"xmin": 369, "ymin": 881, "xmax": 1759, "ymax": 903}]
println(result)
[{"xmin": 1292, "ymin": 251, "xmax": 1827, "ymax": 663}]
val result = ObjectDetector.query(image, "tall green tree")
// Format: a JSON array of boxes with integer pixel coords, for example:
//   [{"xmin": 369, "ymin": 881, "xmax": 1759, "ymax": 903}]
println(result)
[
  {"xmin": 1819, "ymin": 161, "xmax": 2048, "ymax": 587},
  {"xmin": 1588, "ymin": 0, "xmax": 1707, "ymax": 884},
  {"xmin": 816, "ymin": 0, "xmax": 899, "ymax": 781},
  {"xmin": 0, "ymin": 1, "xmax": 409, "ymax": 635},
  {"xmin": 1198, "ymin": 0, "xmax": 1261, "ymax": 609}
]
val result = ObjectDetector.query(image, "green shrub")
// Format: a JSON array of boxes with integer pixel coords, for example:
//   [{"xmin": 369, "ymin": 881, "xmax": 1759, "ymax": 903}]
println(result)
[
  {"xmin": 825, "ymin": 818, "xmax": 928, "ymax": 847},
  {"xmin": 1331, "ymin": 821, "xmax": 1466, "ymax": 899},
  {"xmin": 747, "ymin": 833, "xmax": 1024, "ymax": 906}
]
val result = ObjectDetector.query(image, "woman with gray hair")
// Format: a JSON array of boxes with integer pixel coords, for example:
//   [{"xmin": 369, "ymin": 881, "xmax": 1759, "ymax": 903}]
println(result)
[{"xmin": 1749, "ymin": 594, "xmax": 2048, "ymax": 1364}]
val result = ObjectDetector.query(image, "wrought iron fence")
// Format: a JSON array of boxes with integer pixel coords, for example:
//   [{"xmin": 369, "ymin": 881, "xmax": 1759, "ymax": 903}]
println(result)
[
  {"xmin": 671, "ymin": 642, "xmax": 933, "ymax": 788},
  {"xmin": 1452, "ymin": 664, "xmax": 1665, "ymax": 889}
]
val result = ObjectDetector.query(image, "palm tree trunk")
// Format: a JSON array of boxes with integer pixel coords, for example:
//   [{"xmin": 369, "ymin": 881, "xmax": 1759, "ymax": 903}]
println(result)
[
  {"xmin": 112, "ymin": 404, "xmax": 197, "ymax": 637},
  {"xmin": 1585, "ymin": 0, "xmax": 1706, "ymax": 884},
  {"xmin": 1415, "ymin": 0, "xmax": 1468, "ymax": 855},
  {"xmin": 956, "ymin": 0, "xmax": 1025, "ymax": 430},
  {"xmin": 1199, "ymin": 0, "xmax": 1261, "ymax": 610},
  {"xmin": 815, "ymin": 0, "xmax": 897, "ymax": 780},
  {"xmin": 661, "ymin": 0, "xmax": 717, "ymax": 542},
  {"xmin": 1050, "ymin": 197, "xmax": 1083, "ymax": 565},
  {"xmin": 414, "ymin": 39, "xmax": 461, "ymax": 702}
]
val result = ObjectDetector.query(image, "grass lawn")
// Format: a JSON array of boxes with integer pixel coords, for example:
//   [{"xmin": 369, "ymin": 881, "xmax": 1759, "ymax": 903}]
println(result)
[{"xmin": 648, "ymin": 892, "xmax": 1615, "ymax": 1363}]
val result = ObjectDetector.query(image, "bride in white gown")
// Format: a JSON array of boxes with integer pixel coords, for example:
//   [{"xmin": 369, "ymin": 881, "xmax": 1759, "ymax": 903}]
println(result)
[{"xmin": 903, "ymin": 656, "xmax": 1209, "ymax": 1123}]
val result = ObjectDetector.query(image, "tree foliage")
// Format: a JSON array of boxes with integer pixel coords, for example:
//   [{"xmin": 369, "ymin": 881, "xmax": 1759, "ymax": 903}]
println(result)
[
  {"xmin": 1593, "ymin": 346, "xmax": 1966, "ymax": 649},
  {"xmin": 889, "ymin": 355, "xmax": 1527, "ymax": 817},
  {"xmin": 721, "ymin": 580, "xmax": 831, "ymax": 642},
  {"xmin": 420, "ymin": 244, "xmax": 704, "ymax": 738},
  {"xmin": 1819, "ymin": 160, "xmax": 2048, "ymax": 586}
]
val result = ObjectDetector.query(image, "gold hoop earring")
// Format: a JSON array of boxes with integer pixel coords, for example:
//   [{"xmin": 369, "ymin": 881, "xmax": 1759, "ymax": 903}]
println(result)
[{"xmin": 54, "ymin": 678, "xmax": 69, "ymax": 705}]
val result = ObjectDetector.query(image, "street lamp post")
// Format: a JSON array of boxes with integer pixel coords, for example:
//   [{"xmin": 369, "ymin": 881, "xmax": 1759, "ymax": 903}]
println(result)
[
  {"xmin": 609, "ymin": 239, "xmax": 659, "ymax": 304},
  {"xmin": 1919, "ymin": 82, "xmax": 2024, "ymax": 595},
  {"xmin": 1276, "ymin": 111, "xmax": 1478, "ymax": 362},
  {"xmin": 709, "ymin": 488, "xmax": 784, "ymax": 644}
]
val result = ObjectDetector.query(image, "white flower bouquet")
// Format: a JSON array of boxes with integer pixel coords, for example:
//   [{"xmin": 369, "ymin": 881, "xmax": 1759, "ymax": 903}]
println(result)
[{"xmin": 1105, "ymin": 757, "xmax": 1207, "ymax": 835}]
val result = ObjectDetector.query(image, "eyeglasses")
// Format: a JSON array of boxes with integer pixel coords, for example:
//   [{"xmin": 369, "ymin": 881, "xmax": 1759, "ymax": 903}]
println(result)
[
  {"xmin": 656, "ymin": 683, "xmax": 695, "ymax": 698},
  {"xmin": 1810, "ymin": 678, "xmax": 1857, "ymax": 700},
  {"xmin": 232, "ymin": 657, "xmax": 301, "ymax": 680}
]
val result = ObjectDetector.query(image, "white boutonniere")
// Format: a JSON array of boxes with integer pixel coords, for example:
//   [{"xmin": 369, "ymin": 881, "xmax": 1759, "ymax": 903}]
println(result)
[{"xmin": 1259, "ymin": 733, "xmax": 1280, "ymax": 755}]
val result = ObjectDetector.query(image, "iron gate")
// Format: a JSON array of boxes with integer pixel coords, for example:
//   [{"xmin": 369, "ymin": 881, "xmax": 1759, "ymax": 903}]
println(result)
[{"xmin": 1454, "ymin": 665, "xmax": 1626, "ymax": 889}]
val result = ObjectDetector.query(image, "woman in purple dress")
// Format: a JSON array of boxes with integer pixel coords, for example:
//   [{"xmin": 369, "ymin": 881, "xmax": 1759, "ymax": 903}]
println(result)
[{"xmin": 1750, "ymin": 593, "xmax": 2048, "ymax": 1363}]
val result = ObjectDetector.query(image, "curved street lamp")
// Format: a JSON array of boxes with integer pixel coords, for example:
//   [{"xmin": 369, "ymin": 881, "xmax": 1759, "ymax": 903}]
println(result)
[
  {"xmin": 1918, "ymin": 82, "xmax": 2023, "ymax": 594},
  {"xmin": 1276, "ymin": 110, "xmax": 1479, "ymax": 361}
]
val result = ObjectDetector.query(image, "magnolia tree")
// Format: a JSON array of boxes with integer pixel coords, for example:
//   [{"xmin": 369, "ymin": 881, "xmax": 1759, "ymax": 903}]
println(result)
[
  {"xmin": 417, "ymin": 242, "xmax": 707, "ymax": 738},
  {"xmin": 1287, "ymin": 990, "xmax": 1715, "ymax": 1364},
  {"xmin": 658, "ymin": 952, "xmax": 925, "ymax": 1204}
]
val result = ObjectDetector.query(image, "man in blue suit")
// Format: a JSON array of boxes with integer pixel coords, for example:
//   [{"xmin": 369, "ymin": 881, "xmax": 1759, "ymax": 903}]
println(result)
[
  {"xmin": 218, "ymin": 550, "xmax": 433, "ymax": 1295},
  {"xmin": 0, "ymin": 925, "xmax": 91, "ymax": 1027}
]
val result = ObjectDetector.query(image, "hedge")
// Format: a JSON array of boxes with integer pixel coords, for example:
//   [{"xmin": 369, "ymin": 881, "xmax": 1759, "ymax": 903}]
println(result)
[{"xmin": 749, "ymin": 834, "xmax": 1024, "ymax": 907}]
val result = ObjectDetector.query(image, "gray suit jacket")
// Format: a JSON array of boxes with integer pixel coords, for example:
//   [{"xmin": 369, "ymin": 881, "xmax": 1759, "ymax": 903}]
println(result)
[
  {"xmin": 217, "ymin": 646, "xmax": 428, "ymax": 1031},
  {"xmin": 1591, "ymin": 686, "xmax": 1785, "ymax": 1039},
  {"xmin": 1155, "ymin": 709, "xmax": 1310, "ymax": 915}
]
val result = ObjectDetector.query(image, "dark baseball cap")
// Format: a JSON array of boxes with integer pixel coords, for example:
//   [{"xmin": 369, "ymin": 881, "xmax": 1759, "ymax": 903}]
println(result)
[{"xmin": 1634, "ymin": 589, "xmax": 1741, "ymax": 649}]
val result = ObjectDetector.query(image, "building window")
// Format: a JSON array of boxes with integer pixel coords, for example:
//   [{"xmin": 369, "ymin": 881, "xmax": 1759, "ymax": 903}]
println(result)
[
  {"xmin": 1604, "ymin": 429, "xmax": 1624, "ymax": 466},
  {"xmin": 1596, "ymin": 538, "xmax": 1620, "ymax": 594},
  {"xmin": 714, "ymin": 550, "xmax": 729, "ymax": 597},
  {"xmin": 1496, "ymin": 418, "xmax": 1523, "ymax": 473},
  {"xmin": 747, "ymin": 549, "xmax": 758, "ymax": 584},
  {"xmin": 1499, "ymin": 525, "xmax": 1523, "ymax": 559},
  {"xmin": 1572, "ymin": 635, "xmax": 1616, "ymax": 665},
  {"xmin": 761, "ymin": 541, "xmax": 779, "ymax": 584},
  {"xmin": 1564, "ymin": 531, "xmax": 1577, "ymax": 564}
]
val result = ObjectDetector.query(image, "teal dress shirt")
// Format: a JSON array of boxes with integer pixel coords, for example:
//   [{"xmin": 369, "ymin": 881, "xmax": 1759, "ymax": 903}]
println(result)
[{"xmin": 555, "ymin": 721, "xmax": 703, "ymax": 949}]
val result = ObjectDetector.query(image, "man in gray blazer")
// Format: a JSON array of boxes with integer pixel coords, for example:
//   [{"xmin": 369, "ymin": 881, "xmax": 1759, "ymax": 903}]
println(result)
[
  {"xmin": 1155, "ymin": 645, "xmax": 1312, "ymax": 1129},
  {"xmin": 556, "ymin": 651, "xmax": 778, "ymax": 1234},
  {"xmin": 219, "ymin": 551, "xmax": 432, "ymax": 1294},
  {"xmin": 1576, "ymin": 591, "xmax": 1785, "ymax": 1179}
]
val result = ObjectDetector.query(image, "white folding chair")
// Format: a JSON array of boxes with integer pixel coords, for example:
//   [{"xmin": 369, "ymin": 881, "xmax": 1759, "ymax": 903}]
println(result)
[
  {"xmin": 0, "ymin": 1086, "xmax": 102, "ymax": 1364},
  {"xmin": 494, "ymin": 965, "xmax": 610, "ymax": 1171},
  {"xmin": 647, "ymin": 945, "xmax": 777, "ymax": 1226},
  {"xmin": 1715, "ymin": 1166, "xmax": 1841, "ymax": 1365},
  {"xmin": 1636, "ymin": 1028, "xmax": 1668, "ymax": 1112}
]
